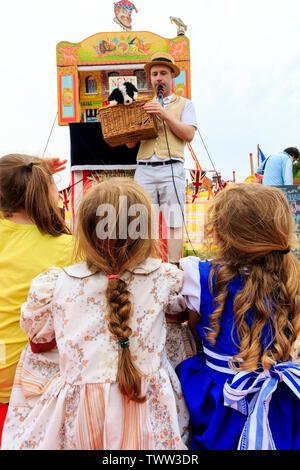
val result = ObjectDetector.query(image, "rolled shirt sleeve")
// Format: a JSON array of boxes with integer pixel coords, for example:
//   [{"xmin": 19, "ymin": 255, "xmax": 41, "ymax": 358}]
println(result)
[{"xmin": 181, "ymin": 100, "xmax": 198, "ymax": 129}]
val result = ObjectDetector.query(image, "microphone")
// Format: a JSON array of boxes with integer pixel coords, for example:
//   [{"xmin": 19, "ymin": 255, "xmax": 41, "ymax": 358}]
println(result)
[{"xmin": 157, "ymin": 85, "xmax": 165, "ymax": 107}]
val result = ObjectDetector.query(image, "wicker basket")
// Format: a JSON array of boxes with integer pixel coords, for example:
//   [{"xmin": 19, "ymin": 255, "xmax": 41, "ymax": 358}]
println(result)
[{"xmin": 99, "ymin": 97, "xmax": 158, "ymax": 147}]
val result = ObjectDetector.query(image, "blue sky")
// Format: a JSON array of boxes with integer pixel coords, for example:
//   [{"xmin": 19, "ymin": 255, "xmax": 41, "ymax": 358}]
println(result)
[{"xmin": 1, "ymin": 0, "xmax": 299, "ymax": 189}]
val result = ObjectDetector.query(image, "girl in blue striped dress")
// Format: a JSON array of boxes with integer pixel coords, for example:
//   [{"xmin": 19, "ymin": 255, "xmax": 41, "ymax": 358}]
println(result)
[{"xmin": 177, "ymin": 183, "xmax": 300, "ymax": 450}]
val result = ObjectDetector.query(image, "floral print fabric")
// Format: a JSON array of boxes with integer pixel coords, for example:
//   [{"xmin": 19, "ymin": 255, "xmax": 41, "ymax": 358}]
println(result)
[{"xmin": 2, "ymin": 259, "xmax": 191, "ymax": 450}]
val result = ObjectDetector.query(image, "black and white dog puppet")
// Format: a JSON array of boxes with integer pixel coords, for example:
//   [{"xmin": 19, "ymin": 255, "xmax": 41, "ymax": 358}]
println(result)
[{"xmin": 108, "ymin": 81, "xmax": 138, "ymax": 106}]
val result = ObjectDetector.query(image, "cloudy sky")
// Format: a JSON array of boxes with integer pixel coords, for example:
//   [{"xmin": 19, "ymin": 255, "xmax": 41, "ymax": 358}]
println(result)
[{"xmin": 1, "ymin": 0, "xmax": 299, "ymax": 189}]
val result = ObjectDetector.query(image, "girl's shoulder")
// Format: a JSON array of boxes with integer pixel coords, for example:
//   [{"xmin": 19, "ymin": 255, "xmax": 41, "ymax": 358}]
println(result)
[
  {"xmin": 63, "ymin": 260, "xmax": 94, "ymax": 279},
  {"xmin": 42, "ymin": 231, "xmax": 75, "ymax": 254},
  {"xmin": 127, "ymin": 257, "xmax": 162, "ymax": 275},
  {"xmin": 129, "ymin": 258, "xmax": 183, "ymax": 290}
]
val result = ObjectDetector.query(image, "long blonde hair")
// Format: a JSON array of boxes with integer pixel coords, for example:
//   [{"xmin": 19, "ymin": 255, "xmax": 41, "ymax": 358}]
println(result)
[
  {"xmin": 206, "ymin": 183, "xmax": 300, "ymax": 371},
  {"xmin": 0, "ymin": 154, "xmax": 70, "ymax": 236},
  {"xmin": 75, "ymin": 178, "xmax": 161, "ymax": 402}
]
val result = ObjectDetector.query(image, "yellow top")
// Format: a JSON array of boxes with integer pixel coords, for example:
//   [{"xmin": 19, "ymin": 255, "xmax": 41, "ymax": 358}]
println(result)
[{"xmin": 0, "ymin": 218, "xmax": 75, "ymax": 403}]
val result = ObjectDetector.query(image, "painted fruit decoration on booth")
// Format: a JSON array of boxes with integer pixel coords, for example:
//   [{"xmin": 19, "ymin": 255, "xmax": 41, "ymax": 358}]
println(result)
[{"xmin": 63, "ymin": 88, "xmax": 73, "ymax": 107}]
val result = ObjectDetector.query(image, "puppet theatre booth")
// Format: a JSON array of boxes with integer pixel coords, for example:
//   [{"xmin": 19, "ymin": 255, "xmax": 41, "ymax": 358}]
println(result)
[{"xmin": 57, "ymin": 28, "xmax": 192, "ymax": 256}]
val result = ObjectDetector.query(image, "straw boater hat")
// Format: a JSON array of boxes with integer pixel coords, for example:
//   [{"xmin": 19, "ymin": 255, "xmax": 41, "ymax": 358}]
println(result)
[{"xmin": 144, "ymin": 52, "xmax": 180, "ymax": 77}]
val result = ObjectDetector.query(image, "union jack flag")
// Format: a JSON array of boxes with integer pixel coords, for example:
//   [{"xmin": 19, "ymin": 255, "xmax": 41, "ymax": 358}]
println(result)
[{"xmin": 189, "ymin": 169, "xmax": 207, "ymax": 203}]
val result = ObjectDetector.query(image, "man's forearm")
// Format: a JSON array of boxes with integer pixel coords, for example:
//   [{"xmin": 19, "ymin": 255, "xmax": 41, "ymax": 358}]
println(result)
[
  {"xmin": 143, "ymin": 101, "xmax": 196, "ymax": 143},
  {"xmin": 163, "ymin": 112, "xmax": 195, "ymax": 143}
]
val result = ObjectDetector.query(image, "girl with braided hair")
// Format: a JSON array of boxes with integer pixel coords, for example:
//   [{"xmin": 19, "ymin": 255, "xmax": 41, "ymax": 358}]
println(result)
[
  {"xmin": 177, "ymin": 183, "xmax": 300, "ymax": 450},
  {"xmin": 2, "ymin": 178, "xmax": 189, "ymax": 450}
]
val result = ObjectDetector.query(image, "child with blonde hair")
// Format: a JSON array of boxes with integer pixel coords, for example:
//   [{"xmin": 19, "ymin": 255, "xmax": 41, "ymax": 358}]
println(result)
[
  {"xmin": 177, "ymin": 183, "xmax": 300, "ymax": 450},
  {"xmin": 2, "ymin": 179, "xmax": 189, "ymax": 450}
]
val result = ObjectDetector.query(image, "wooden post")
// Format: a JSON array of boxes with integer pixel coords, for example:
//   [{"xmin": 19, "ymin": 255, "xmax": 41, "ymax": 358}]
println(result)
[
  {"xmin": 232, "ymin": 171, "xmax": 236, "ymax": 183},
  {"xmin": 250, "ymin": 153, "xmax": 254, "ymax": 175}
]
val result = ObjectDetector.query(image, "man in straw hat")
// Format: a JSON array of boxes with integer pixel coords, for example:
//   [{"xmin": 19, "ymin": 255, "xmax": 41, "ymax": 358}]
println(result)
[{"xmin": 127, "ymin": 52, "xmax": 198, "ymax": 266}]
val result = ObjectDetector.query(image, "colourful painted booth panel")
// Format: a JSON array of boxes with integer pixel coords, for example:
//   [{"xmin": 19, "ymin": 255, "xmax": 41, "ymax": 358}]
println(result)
[
  {"xmin": 57, "ymin": 31, "xmax": 191, "ymax": 125},
  {"xmin": 57, "ymin": 32, "xmax": 190, "ymax": 65},
  {"xmin": 57, "ymin": 67, "xmax": 80, "ymax": 125}
]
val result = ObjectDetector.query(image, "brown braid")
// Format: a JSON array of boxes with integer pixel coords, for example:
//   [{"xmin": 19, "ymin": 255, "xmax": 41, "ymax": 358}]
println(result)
[{"xmin": 106, "ymin": 278, "xmax": 146, "ymax": 402}]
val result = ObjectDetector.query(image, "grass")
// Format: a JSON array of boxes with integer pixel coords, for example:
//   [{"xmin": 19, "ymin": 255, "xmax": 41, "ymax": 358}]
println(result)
[{"xmin": 183, "ymin": 244, "xmax": 219, "ymax": 260}]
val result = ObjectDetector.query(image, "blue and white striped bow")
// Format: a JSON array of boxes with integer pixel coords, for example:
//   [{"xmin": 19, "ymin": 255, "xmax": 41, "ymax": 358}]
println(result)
[{"xmin": 223, "ymin": 362, "xmax": 300, "ymax": 450}]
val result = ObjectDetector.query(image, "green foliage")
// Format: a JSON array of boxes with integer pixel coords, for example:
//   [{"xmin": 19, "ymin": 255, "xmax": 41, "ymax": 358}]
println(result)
[{"xmin": 293, "ymin": 160, "xmax": 300, "ymax": 178}]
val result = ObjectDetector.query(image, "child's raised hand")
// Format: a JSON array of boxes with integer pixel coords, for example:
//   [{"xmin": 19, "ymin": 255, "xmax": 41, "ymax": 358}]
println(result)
[{"xmin": 43, "ymin": 157, "xmax": 67, "ymax": 174}]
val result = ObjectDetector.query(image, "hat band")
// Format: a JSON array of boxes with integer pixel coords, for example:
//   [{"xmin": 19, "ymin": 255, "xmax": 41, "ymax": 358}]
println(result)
[{"xmin": 152, "ymin": 57, "xmax": 174, "ymax": 65}]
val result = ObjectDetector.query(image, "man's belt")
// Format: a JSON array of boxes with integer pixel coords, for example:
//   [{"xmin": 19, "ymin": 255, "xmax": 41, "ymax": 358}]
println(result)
[{"xmin": 137, "ymin": 159, "xmax": 181, "ymax": 167}]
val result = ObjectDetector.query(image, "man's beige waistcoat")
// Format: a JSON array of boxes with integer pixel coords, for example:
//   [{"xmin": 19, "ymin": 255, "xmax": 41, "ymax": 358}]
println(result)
[{"xmin": 137, "ymin": 95, "xmax": 187, "ymax": 161}]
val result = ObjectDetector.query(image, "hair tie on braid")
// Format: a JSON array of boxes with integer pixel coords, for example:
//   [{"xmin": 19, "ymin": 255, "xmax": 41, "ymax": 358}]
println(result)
[
  {"xmin": 119, "ymin": 338, "xmax": 130, "ymax": 349},
  {"xmin": 278, "ymin": 247, "xmax": 290, "ymax": 255},
  {"xmin": 272, "ymin": 247, "xmax": 291, "ymax": 255},
  {"xmin": 108, "ymin": 274, "xmax": 119, "ymax": 280}
]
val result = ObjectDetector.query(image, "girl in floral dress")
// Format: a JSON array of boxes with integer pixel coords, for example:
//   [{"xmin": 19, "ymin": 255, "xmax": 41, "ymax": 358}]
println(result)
[
  {"xmin": 1, "ymin": 179, "xmax": 190, "ymax": 450},
  {"xmin": 177, "ymin": 183, "xmax": 300, "ymax": 450}
]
